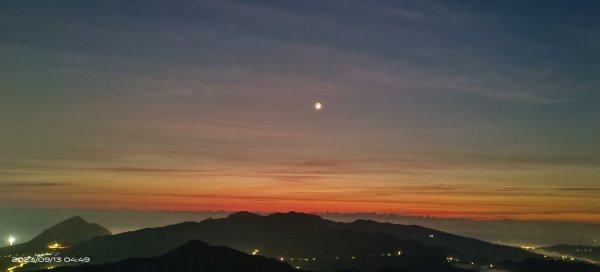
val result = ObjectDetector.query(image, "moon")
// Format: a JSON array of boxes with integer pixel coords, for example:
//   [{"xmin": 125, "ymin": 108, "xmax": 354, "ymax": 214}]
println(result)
[{"xmin": 314, "ymin": 102, "xmax": 323, "ymax": 111}]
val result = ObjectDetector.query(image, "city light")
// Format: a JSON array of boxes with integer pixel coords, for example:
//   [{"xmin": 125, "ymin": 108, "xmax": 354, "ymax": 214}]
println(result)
[
  {"xmin": 520, "ymin": 245, "xmax": 537, "ymax": 250},
  {"xmin": 48, "ymin": 242, "xmax": 68, "ymax": 250},
  {"xmin": 8, "ymin": 236, "xmax": 15, "ymax": 246}
]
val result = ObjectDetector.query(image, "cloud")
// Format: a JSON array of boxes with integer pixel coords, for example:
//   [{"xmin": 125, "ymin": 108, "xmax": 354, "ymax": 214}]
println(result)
[
  {"xmin": 448, "ymin": 152, "xmax": 600, "ymax": 167},
  {"xmin": 556, "ymin": 188, "xmax": 600, "ymax": 191},
  {"xmin": 0, "ymin": 182, "xmax": 72, "ymax": 188},
  {"xmin": 495, "ymin": 187, "xmax": 530, "ymax": 192},
  {"xmin": 399, "ymin": 184, "xmax": 456, "ymax": 191},
  {"xmin": 86, "ymin": 167, "xmax": 209, "ymax": 173},
  {"xmin": 272, "ymin": 175, "xmax": 328, "ymax": 184}
]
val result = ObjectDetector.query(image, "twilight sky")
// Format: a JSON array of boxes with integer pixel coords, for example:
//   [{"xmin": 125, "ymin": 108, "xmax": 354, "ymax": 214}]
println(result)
[{"xmin": 1, "ymin": 0, "xmax": 599, "ymax": 222}]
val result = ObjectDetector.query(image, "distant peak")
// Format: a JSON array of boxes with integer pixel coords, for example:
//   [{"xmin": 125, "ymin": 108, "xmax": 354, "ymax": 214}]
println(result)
[
  {"xmin": 28, "ymin": 215, "xmax": 111, "ymax": 246},
  {"xmin": 63, "ymin": 216, "xmax": 87, "ymax": 224},
  {"xmin": 163, "ymin": 240, "xmax": 236, "ymax": 259},
  {"xmin": 227, "ymin": 211, "xmax": 262, "ymax": 219},
  {"xmin": 268, "ymin": 211, "xmax": 324, "ymax": 222},
  {"xmin": 172, "ymin": 240, "xmax": 211, "ymax": 251},
  {"xmin": 52, "ymin": 216, "xmax": 92, "ymax": 228},
  {"xmin": 352, "ymin": 219, "xmax": 377, "ymax": 224}
]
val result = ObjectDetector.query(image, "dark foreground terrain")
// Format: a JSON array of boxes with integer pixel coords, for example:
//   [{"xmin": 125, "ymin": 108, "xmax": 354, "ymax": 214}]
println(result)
[{"xmin": 2, "ymin": 213, "xmax": 599, "ymax": 272}]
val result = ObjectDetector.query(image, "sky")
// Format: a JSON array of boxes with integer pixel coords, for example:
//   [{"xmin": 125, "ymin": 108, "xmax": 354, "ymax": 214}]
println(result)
[{"xmin": 1, "ymin": 0, "xmax": 599, "ymax": 222}]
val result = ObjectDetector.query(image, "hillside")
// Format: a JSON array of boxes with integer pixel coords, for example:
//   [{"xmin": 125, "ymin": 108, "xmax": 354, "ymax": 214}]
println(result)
[
  {"xmin": 6, "ymin": 212, "xmax": 598, "ymax": 272},
  {"xmin": 61, "ymin": 212, "xmax": 467, "ymax": 272},
  {"xmin": 0, "ymin": 216, "xmax": 110, "ymax": 256},
  {"xmin": 0, "ymin": 216, "xmax": 111, "ymax": 271},
  {"xmin": 329, "ymin": 218, "xmax": 537, "ymax": 262},
  {"xmin": 31, "ymin": 240, "xmax": 301, "ymax": 272}
]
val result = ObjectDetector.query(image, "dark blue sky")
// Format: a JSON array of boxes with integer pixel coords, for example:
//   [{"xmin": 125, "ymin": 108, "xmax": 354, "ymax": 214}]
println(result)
[{"xmin": 1, "ymin": 0, "xmax": 599, "ymax": 221}]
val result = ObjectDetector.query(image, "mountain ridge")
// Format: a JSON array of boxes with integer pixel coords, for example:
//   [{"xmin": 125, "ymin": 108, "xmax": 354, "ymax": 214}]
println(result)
[
  {"xmin": 59, "ymin": 211, "xmax": 468, "ymax": 272},
  {"xmin": 0, "ymin": 216, "xmax": 111, "ymax": 255},
  {"xmin": 31, "ymin": 240, "xmax": 302, "ymax": 272},
  {"xmin": 6, "ymin": 212, "xmax": 600, "ymax": 272},
  {"xmin": 0, "ymin": 216, "xmax": 111, "ymax": 271}
]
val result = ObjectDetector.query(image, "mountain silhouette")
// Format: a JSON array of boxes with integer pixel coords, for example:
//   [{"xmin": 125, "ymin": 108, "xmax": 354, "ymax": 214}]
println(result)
[
  {"xmin": 61, "ymin": 212, "xmax": 467, "ymax": 272},
  {"xmin": 0, "ymin": 216, "xmax": 111, "ymax": 271},
  {"xmin": 31, "ymin": 240, "xmax": 421, "ymax": 272},
  {"xmin": 7, "ymin": 212, "xmax": 599, "ymax": 272},
  {"xmin": 331, "ymin": 218, "xmax": 537, "ymax": 262},
  {"xmin": 31, "ymin": 240, "xmax": 302, "ymax": 272},
  {"xmin": 0, "ymin": 216, "xmax": 110, "ymax": 255}
]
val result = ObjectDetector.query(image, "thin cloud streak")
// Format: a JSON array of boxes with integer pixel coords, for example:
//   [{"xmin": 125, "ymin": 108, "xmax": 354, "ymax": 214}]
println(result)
[{"xmin": 0, "ymin": 182, "xmax": 72, "ymax": 188}]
